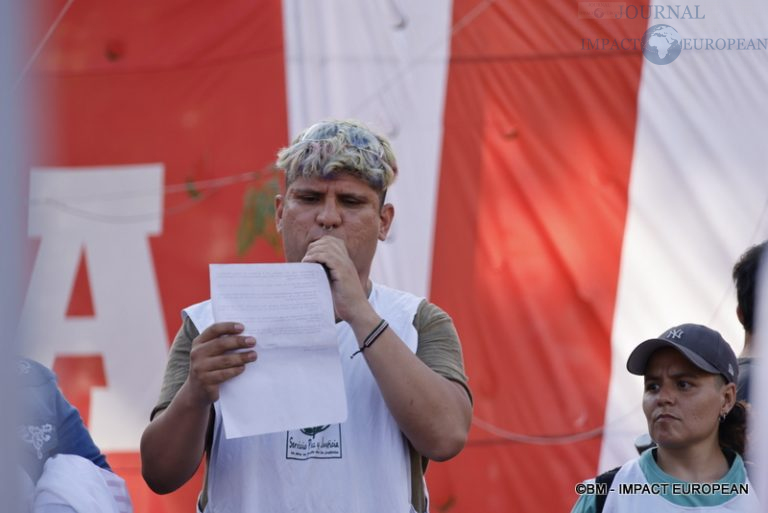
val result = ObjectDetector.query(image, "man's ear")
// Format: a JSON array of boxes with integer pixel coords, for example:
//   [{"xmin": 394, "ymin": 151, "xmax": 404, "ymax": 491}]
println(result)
[
  {"xmin": 378, "ymin": 203, "xmax": 394, "ymax": 241},
  {"xmin": 275, "ymin": 194, "xmax": 284, "ymax": 233}
]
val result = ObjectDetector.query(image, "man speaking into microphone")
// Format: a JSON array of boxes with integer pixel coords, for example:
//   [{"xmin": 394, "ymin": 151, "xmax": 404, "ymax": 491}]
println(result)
[{"xmin": 140, "ymin": 119, "xmax": 472, "ymax": 513}]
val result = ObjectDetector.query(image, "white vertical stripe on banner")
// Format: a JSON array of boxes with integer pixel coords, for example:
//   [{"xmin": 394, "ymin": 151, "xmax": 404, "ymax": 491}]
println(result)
[
  {"xmin": 600, "ymin": 0, "xmax": 768, "ymax": 470},
  {"xmin": 281, "ymin": 0, "xmax": 454, "ymax": 297}
]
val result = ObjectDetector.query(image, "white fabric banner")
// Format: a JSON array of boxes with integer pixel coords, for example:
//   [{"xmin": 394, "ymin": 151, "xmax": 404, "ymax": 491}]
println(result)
[
  {"xmin": 282, "ymin": 0, "xmax": 454, "ymax": 297},
  {"xmin": 600, "ymin": 0, "xmax": 768, "ymax": 469}
]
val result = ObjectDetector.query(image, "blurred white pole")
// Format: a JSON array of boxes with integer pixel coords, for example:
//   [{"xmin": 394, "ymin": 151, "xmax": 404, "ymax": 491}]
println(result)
[
  {"xmin": 0, "ymin": 0, "xmax": 28, "ymax": 510},
  {"xmin": 749, "ymin": 251, "xmax": 768, "ymax": 509}
]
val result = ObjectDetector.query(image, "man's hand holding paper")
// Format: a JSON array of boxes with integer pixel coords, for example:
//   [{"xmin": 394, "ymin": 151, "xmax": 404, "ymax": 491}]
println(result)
[{"xmin": 188, "ymin": 322, "xmax": 257, "ymax": 404}]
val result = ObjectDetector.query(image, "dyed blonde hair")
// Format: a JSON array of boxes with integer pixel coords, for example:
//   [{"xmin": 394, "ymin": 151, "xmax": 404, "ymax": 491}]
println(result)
[{"xmin": 275, "ymin": 119, "xmax": 398, "ymax": 194}]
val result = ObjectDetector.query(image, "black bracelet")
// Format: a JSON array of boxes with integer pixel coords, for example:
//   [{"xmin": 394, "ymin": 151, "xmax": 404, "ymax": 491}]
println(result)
[{"xmin": 350, "ymin": 319, "xmax": 389, "ymax": 359}]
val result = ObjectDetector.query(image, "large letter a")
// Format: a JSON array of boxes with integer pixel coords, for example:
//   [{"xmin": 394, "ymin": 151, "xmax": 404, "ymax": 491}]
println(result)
[{"xmin": 20, "ymin": 165, "xmax": 167, "ymax": 451}]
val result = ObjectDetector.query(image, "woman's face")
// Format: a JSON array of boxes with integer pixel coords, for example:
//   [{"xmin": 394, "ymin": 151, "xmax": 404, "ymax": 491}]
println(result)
[{"xmin": 642, "ymin": 347, "xmax": 734, "ymax": 450}]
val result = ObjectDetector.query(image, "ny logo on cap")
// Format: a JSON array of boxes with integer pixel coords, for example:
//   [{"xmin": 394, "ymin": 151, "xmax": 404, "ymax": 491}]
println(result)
[{"xmin": 666, "ymin": 328, "xmax": 684, "ymax": 339}]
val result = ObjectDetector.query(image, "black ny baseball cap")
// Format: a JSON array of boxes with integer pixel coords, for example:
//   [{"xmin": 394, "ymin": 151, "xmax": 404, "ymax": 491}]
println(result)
[{"xmin": 627, "ymin": 323, "xmax": 738, "ymax": 383}]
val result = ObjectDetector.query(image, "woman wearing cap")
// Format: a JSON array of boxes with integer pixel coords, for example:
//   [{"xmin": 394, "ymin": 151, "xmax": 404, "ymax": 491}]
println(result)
[{"xmin": 571, "ymin": 323, "xmax": 759, "ymax": 513}]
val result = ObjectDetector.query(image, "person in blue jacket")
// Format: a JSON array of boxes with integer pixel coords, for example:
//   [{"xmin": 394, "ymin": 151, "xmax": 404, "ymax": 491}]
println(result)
[
  {"xmin": 17, "ymin": 358, "xmax": 110, "ymax": 482},
  {"xmin": 17, "ymin": 358, "xmax": 132, "ymax": 513}
]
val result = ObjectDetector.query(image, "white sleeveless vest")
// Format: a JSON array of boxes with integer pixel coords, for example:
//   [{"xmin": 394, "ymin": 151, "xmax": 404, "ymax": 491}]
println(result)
[
  {"xmin": 184, "ymin": 282, "xmax": 424, "ymax": 513},
  {"xmin": 603, "ymin": 456, "xmax": 759, "ymax": 513}
]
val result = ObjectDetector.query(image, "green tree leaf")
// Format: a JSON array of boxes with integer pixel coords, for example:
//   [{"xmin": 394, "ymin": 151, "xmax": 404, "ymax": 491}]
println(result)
[{"xmin": 237, "ymin": 178, "xmax": 281, "ymax": 255}]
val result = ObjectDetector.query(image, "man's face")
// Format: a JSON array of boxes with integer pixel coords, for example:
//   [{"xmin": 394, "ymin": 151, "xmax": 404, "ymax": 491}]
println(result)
[
  {"xmin": 642, "ymin": 348, "xmax": 732, "ymax": 451},
  {"xmin": 275, "ymin": 174, "xmax": 394, "ymax": 278}
]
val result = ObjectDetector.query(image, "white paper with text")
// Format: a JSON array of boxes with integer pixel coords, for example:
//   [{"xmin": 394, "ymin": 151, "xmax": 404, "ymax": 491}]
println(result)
[{"xmin": 210, "ymin": 263, "xmax": 347, "ymax": 438}]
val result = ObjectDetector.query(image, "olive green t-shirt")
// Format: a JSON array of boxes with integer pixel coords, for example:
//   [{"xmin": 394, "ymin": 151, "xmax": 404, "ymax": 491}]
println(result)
[{"xmin": 152, "ymin": 299, "xmax": 471, "ymax": 513}]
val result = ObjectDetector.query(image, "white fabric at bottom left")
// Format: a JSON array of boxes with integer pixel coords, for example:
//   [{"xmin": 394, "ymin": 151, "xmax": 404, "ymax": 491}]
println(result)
[{"xmin": 29, "ymin": 454, "xmax": 132, "ymax": 513}]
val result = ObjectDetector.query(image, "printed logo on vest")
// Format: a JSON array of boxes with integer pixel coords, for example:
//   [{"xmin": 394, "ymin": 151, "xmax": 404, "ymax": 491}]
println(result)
[
  {"xmin": 19, "ymin": 423, "xmax": 55, "ymax": 460},
  {"xmin": 286, "ymin": 424, "xmax": 342, "ymax": 460}
]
